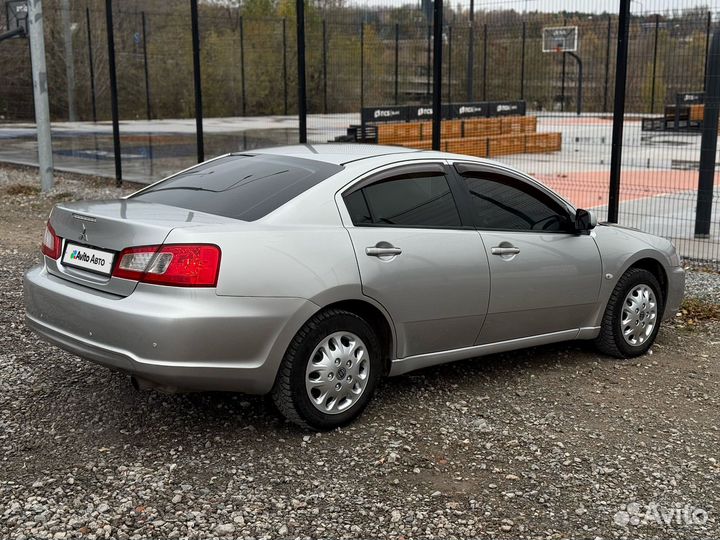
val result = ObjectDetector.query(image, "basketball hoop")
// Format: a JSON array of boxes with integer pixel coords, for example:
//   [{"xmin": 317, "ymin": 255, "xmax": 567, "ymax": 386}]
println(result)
[{"xmin": 542, "ymin": 26, "xmax": 578, "ymax": 53}]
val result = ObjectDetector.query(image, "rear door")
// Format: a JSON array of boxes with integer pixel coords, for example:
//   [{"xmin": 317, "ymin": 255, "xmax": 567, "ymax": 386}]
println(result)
[
  {"xmin": 452, "ymin": 162, "xmax": 603, "ymax": 344},
  {"xmin": 339, "ymin": 162, "xmax": 490, "ymax": 358}
]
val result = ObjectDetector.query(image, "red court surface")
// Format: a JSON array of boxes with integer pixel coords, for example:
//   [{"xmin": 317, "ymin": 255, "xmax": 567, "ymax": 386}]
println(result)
[{"xmin": 535, "ymin": 169, "xmax": 720, "ymax": 209}]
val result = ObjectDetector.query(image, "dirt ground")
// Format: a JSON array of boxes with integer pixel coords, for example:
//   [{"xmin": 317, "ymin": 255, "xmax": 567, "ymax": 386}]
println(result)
[{"xmin": 1, "ymin": 164, "xmax": 719, "ymax": 539}]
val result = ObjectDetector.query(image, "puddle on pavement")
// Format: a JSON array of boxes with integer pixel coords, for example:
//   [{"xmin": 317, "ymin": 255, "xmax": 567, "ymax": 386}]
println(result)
[{"xmin": 1, "ymin": 128, "xmax": 298, "ymax": 184}]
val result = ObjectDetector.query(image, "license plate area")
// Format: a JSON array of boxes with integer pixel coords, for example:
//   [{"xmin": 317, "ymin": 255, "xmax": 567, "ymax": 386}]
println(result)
[{"xmin": 61, "ymin": 242, "xmax": 116, "ymax": 276}]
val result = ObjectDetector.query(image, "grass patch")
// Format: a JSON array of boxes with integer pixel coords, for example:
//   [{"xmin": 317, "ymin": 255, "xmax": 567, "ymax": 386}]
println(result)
[
  {"xmin": 678, "ymin": 297, "xmax": 720, "ymax": 326},
  {"xmin": 5, "ymin": 184, "xmax": 40, "ymax": 196}
]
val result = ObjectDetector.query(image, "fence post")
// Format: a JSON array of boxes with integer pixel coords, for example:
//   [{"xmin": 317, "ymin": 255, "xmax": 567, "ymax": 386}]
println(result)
[
  {"xmin": 695, "ymin": 29, "xmax": 720, "ymax": 238},
  {"xmin": 322, "ymin": 19, "xmax": 328, "ymax": 114},
  {"xmin": 282, "ymin": 18, "xmax": 288, "ymax": 115},
  {"xmin": 604, "ymin": 14, "xmax": 611, "ymax": 113},
  {"xmin": 105, "ymin": 0, "xmax": 122, "ymax": 185},
  {"xmin": 240, "ymin": 16, "xmax": 246, "ymax": 116},
  {"xmin": 608, "ymin": 0, "xmax": 631, "ymax": 223},
  {"xmin": 482, "ymin": 23, "xmax": 487, "ymax": 101},
  {"xmin": 466, "ymin": 0, "xmax": 474, "ymax": 101},
  {"xmin": 85, "ymin": 7, "xmax": 97, "ymax": 123},
  {"xmin": 703, "ymin": 11, "xmax": 711, "ymax": 92},
  {"xmin": 190, "ymin": 0, "xmax": 204, "ymax": 163},
  {"xmin": 394, "ymin": 23, "xmax": 399, "ymax": 105},
  {"xmin": 431, "ymin": 0, "xmax": 443, "ymax": 151},
  {"xmin": 426, "ymin": 24, "xmax": 431, "ymax": 99},
  {"xmin": 650, "ymin": 14, "xmax": 659, "ymax": 114},
  {"xmin": 141, "ymin": 11, "xmax": 152, "ymax": 121},
  {"xmin": 560, "ymin": 17, "xmax": 567, "ymax": 112},
  {"xmin": 60, "ymin": 0, "xmax": 77, "ymax": 122},
  {"xmin": 296, "ymin": 0, "xmax": 307, "ymax": 143},
  {"xmin": 520, "ymin": 21, "xmax": 526, "ymax": 100},
  {"xmin": 360, "ymin": 23, "xmax": 364, "ymax": 110},
  {"xmin": 448, "ymin": 25, "xmax": 452, "ymax": 104}
]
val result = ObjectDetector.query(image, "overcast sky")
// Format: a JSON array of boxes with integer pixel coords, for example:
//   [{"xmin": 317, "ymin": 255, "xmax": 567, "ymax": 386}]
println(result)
[
  {"xmin": 501, "ymin": 0, "xmax": 712, "ymax": 12},
  {"xmin": 359, "ymin": 0, "xmax": 716, "ymax": 14}
]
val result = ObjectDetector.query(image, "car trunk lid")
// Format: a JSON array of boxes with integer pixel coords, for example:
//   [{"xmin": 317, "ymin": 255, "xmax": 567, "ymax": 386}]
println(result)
[{"xmin": 47, "ymin": 200, "xmax": 237, "ymax": 296}]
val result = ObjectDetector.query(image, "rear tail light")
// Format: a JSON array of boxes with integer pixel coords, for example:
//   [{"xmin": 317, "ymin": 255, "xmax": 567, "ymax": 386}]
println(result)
[
  {"xmin": 113, "ymin": 244, "xmax": 221, "ymax": 287},
  {"xmin": 41, "ymin": 221, "xmax": 61, "ymax": 259}
]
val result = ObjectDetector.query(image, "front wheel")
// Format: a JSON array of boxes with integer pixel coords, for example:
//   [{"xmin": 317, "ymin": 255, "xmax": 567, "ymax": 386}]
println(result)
[
  {"xmin": 595, "ymin": 268, "xmax": 664, "ymax": 358},
  {"xmin": 271, "ymin": 309, "xmax": 382, "ymax": 430}
]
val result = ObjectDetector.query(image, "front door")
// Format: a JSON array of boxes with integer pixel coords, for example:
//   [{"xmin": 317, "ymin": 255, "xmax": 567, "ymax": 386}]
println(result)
[{"xmin": 453, "ymin": 164, "xmax": 603, "ymax": 344}]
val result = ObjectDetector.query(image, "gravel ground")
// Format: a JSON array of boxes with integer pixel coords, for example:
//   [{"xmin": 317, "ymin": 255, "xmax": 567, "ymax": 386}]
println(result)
[{"xmin": 1, "ymin": 164, "xmax": 720, "ymax": 540}]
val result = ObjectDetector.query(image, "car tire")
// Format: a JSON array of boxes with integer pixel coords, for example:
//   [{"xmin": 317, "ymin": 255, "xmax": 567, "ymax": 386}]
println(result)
[
  {"xmin": 271, "ymin": 308, "xmax": 382, "ymax": 430},
  {"xmin": 595, "ymin": 268, "xmax": 664, "ymax": 359}
]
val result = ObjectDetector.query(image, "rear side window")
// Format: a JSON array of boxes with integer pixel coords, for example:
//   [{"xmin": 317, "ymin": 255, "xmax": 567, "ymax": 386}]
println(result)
[
  {"xmin": 345, "ymin": 172, "xmax": 461, "ymax": 228},
  {"xmin": 131, "ymin": 154, "xmax": 343, "ymax": 221}
]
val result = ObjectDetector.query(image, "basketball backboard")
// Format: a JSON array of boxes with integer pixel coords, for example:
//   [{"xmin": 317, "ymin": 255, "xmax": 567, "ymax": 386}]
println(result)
[
  {"xmin": 6, "ymin": 0, "xmax": 29, "ymax": 36},
  {"xmin": 542, "ymin": 26, "xmax": 578, "ymax": 53}
]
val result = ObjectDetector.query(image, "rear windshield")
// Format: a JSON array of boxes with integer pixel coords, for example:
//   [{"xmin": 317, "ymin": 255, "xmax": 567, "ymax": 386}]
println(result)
[{"xmin": 131, "ymin": 154, "xmax": 343, "ymax": 221}]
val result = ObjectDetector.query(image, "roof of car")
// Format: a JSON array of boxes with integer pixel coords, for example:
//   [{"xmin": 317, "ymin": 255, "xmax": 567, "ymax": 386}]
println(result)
[{"xmin": 248, "ymin": 143, "xmax": 432, "ymax": 165}]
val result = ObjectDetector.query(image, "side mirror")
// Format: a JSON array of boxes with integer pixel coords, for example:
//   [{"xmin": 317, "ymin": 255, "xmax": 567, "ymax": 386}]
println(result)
[{"xmin": 574, "ymin": 209, "xmax": 597, "ymax": 233}]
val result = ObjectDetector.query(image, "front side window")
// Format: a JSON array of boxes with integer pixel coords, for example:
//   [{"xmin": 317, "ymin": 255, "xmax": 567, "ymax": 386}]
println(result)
[
  {"xmin": 462, "ymin": 172, "xmax": 570, "ymax": 232},
  {"xmin": 344, "ymin": 172, "xmax": 462, "ymax": 228}
]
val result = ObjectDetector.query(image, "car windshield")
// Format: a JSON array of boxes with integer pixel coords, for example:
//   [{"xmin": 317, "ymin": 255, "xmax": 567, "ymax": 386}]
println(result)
[{"xmin": 131, "ymin": 154, "xmax": 343, "ymax": 221}]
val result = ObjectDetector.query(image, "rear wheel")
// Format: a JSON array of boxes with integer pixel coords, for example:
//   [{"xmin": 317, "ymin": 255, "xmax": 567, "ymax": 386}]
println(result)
[
  {"xmin": 271, "ymin": 309, "xmax": 382, "ymax": 430},
  {"xmin": 595, "ymin": 268, "xmax": 664, "ymax": 358}
]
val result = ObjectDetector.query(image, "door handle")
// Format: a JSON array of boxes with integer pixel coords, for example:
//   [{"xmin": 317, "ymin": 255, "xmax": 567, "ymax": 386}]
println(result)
[
  {"xmin": 366, "ymin": 246, "xmax": 402, "ymax": 257},
  {"xmin": 491, "ymin": 246, "xmax": 521, "ymax": 256}
]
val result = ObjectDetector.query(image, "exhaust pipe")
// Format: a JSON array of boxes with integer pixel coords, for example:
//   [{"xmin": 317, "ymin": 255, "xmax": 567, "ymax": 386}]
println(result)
[{"xmin": 130, "ymin": 375, "xmax": 180, "ymax": 394}]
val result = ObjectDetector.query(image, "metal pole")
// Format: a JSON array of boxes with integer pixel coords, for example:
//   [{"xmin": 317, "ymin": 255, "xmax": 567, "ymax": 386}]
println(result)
[
  {"xmin": 190, "ymin": 0, "xmax": 204, "ymax": 162},
  {"xmin": 608, "ymin": 0, "xmax": 631, "ymax": 223},
  {"xmin": 560, "ymin": 18, "xmax": 567, "ymax": 112},
  {"xmin": 448, "ymin": 25, "xmax": 452, "ymax": 104},
  {"xmin": 426, "ymin": 24, "xmax": 431, "ymax": 99},
  {"xmin": 360, "ymin": 23, "xmax": 364, "ymax": 110},
  {"xmin": 695, "ymin": 29, "xmax": 720, "ymax": 238},
  {"xmin": 520, "ymin": 21, "xmax": 526, "ymax": 100},
  {"xmin": 431, "ymin": 0, "xmax": 443, "ymax": 151},
  {"xmin": 60, "ymin": 0, "xmax": 77, "ymax": 122},
  {"xmin": 141, "ymin": 11, "xmax": 151, "ymax": 121},
  {"xmin": 85, "ymin": 7, "xmax": 97, "ymax": 123},
  {"xmin": 566, "ymin": 51, "xmax": 582, "ymax": 116},
  {"xmin": 28, "ymin": 0, "xmax": 53, "ymax": 192},
  {"xmin": 394, "ymin": 23, "xmax": 399, "ymax": 105},
  {"xmin": 650, "ymin": 14, "xmax": 659, "ymax": 114},
  {"xmin": 282, "ymin": 18, "xmax": 288, "ymax": 115},
  {"xmin": 466, "ymin": 0, "xmax": 474, "ymax": 101},
  {"xmin": 482, "ymin": 24, "xmax": 487, "ymax": 101},
  {"xmin": 296, "ymin": 0, "xmax": 307, "ymax": 143},
  {"xmin": 603, "ymin": 14, "xmax": 611, "ymax": 113},
  {"xmin": 322, "ymin": 19, "xmax": 328, "ymax": 114},
  {"xmin": 105, "ymin": 0, "xmax": 122, "ymax": 185},
  {"xmin": 703, "ymin": 11, "xmax": 711, "ymax": 92},
  {"xmin": 240, "ymin": 16, "xmax": 246, "ymax": 116}
]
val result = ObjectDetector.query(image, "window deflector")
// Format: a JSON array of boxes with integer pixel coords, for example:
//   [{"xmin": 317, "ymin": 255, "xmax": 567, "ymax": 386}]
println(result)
[
  {"xmin": 343, "ymin": 162, "xmax": 446, "ymax": 197},
  {"xmin": 453, "ymin": 161, "xmax": 577, "ymax": 216}
]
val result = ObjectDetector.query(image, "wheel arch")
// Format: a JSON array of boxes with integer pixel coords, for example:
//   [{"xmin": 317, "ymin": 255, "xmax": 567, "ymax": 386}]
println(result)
[
  {"xmin": 319, "ymin": 299, "xmax": 395, "ymax": 375},
  {"xmin": 626, "ymin": 257, "xmax": 668, "ymax": 307}
]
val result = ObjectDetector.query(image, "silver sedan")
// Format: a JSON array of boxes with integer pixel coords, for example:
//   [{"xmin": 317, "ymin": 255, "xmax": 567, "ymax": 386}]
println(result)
[{"xmin": 24, "ymin": 145, "xmax": 685, "ymax": 429}]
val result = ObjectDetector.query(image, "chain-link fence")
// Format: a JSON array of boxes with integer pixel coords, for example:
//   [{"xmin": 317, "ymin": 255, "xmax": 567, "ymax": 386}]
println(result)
[{"xmin": 0, "ymin": 0, "xmax": 718, "ymax": 266}]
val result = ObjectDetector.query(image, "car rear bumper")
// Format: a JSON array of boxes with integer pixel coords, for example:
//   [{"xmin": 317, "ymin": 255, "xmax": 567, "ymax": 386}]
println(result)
[{"xmin": 23, "ymin": 265, "xmax": 318, "ymax": 394}]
